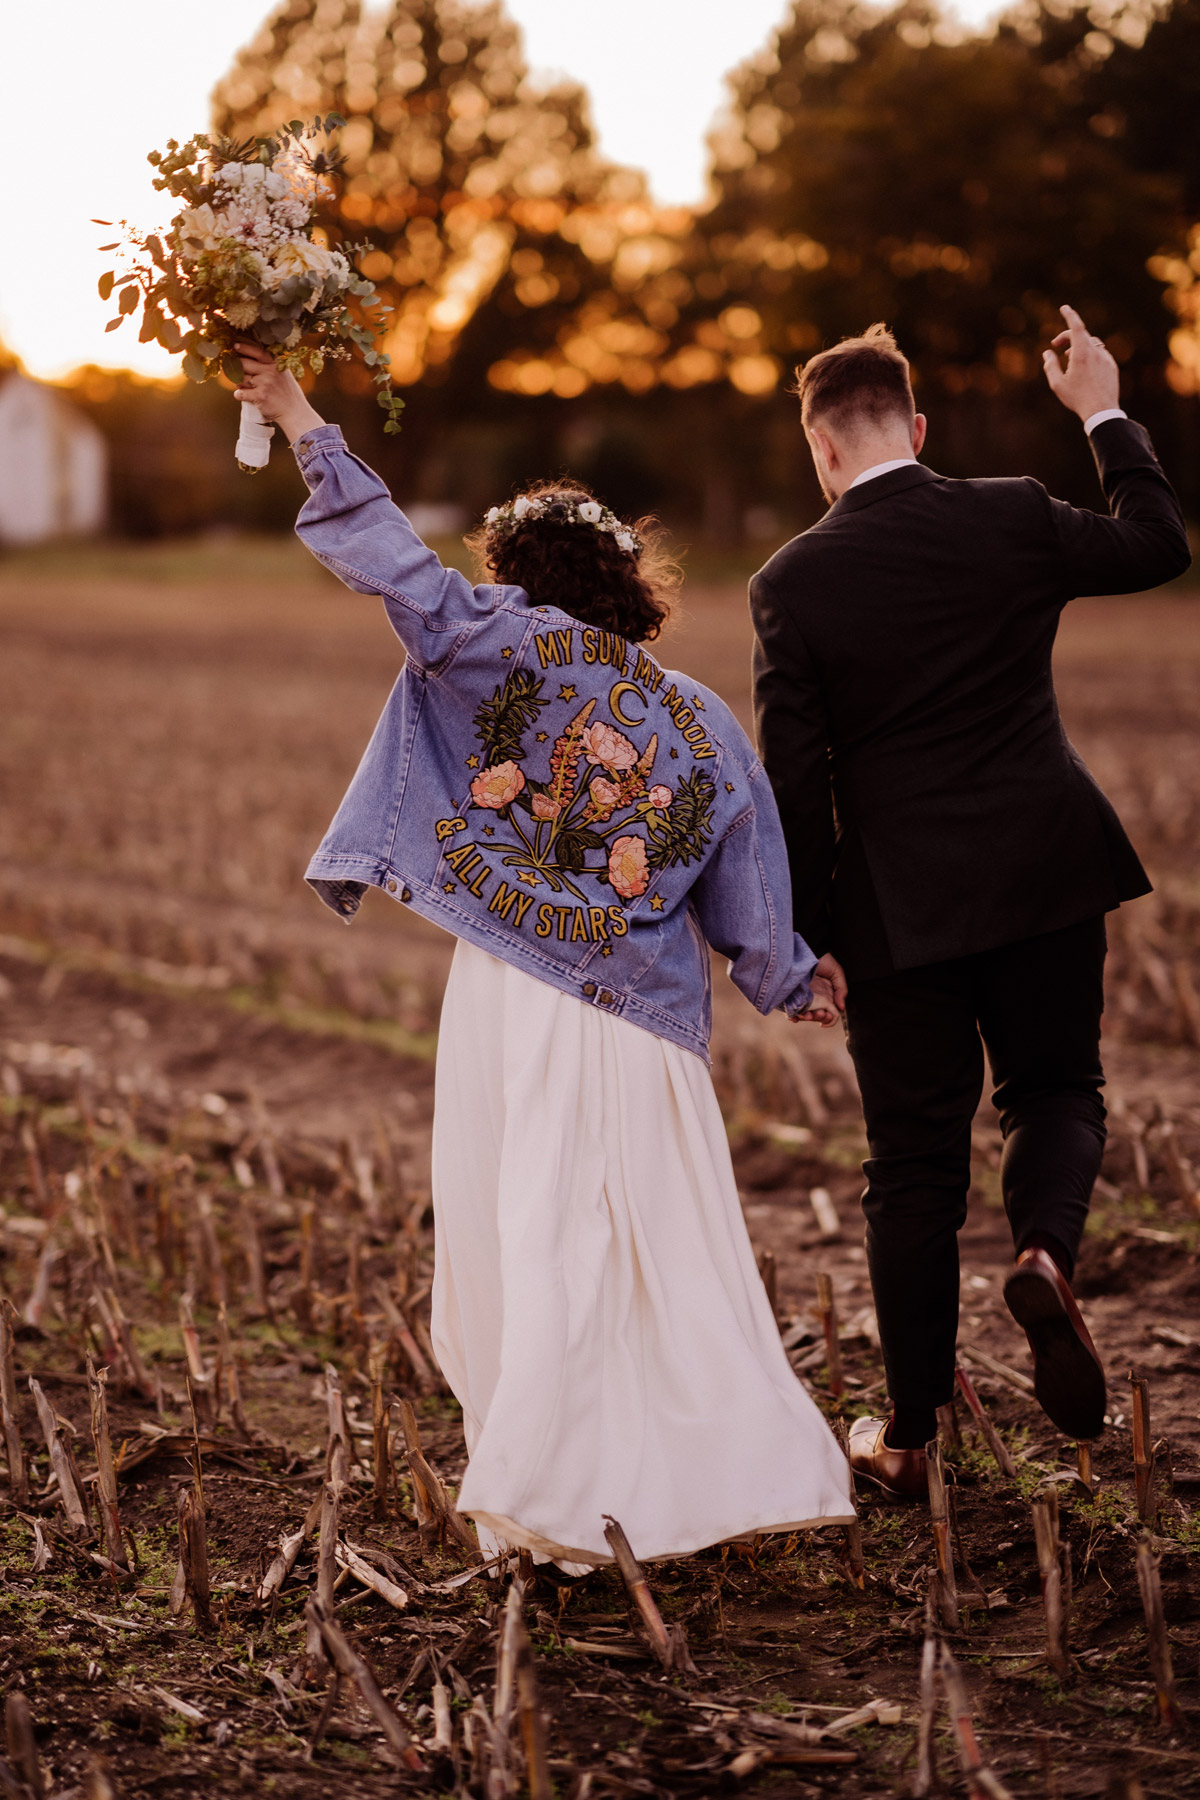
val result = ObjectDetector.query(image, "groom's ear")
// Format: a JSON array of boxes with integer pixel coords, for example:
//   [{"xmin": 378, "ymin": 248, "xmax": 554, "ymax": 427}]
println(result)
[
  {"xmin": 807, "ymin": 423, "xmax": 838, "ymax": 472},
  {"xmin": 912, "ymin": 413, "xmax": 928, "ymax": 456}
]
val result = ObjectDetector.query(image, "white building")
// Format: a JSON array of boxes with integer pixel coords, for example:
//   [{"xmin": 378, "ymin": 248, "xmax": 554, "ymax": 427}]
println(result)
[{"xmin": 0, "ymin": 373, "xmax": 107, "ymax": 545}]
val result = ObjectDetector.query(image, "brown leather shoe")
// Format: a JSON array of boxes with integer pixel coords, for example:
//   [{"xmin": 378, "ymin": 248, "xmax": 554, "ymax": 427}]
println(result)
[
  {"xmin": 1003, "ymin": 1246, "xmax": 1107, "ymax": 1440},
  {"xmin": 847, "ymin": 1416, "xmax": 928, "ymax": 1499}
]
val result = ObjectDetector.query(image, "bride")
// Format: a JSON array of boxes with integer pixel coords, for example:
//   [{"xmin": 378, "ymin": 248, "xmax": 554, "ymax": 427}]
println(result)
[{"xmin": 236, "ymin": 345, "xmax": 856, "ymax": 1566}]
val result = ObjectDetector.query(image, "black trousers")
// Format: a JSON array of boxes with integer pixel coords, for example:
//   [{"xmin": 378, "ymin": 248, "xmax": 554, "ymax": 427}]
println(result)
[{"xmin": 844, "ymin": 915, "xmax": 1108, "ymax": 1413}]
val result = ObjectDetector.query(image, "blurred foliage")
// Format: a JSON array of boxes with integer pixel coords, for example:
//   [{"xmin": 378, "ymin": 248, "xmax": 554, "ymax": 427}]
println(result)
[{"xmin": 59, "ymin": 0, "xmax": 1200, "ymax": 538}]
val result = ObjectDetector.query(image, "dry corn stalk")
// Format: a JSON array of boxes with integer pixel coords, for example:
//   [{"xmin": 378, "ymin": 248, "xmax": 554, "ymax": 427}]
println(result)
[
  {"xmin": 1135, "ymin": 1535, "xmax": 1181, "ymax": 1729},
  {"xmin": 395, "ymin": 1399, "xmax": 476, "ymax": 1552},
  {"xmin": 4, "ymin": 1691, "xmax": 45, "ymax": 1800},
  {"xmin": 913, "ymin": 1573, "xmax": 940, "ymax": 1798},
  {"xmin": 926, "ymin": 1439, "xmax": 959, "ymax": 1629},
  {"xmin": 334, "ymin": 1540, "xmax": 408, "ymax": 1610},
  {"xmin": 215, "ymin": 1303, "xmax": 252, "ymax": 1443},
  {"xmin": 1130, "ymin": 1374, "xmax": 1156, "ymax": 1525},
  {"xmin": 955, "ymin": 1366, "xmax": 1017, "ymax": 1479},
  {"xmin": 1031, "ymin": 1489, "xmax": 1071, "ymax": 1682},
  {"xmin": 85, "ymin": 1356, "xmax": 128, "ymax": 1573},
  {"xmin": 0, "ymin": 1301, "xmax": 28, "ymax": 1504},
  {"xmin": 171, "ymin": 1483, "xmax": 213, "ymax": 1634},
  {"xmin": 939, "ymin": 1641, "xmax": 1016, "ymax": 1798},
  {"xmin": 257, "ymin": 1490, "xmax": 322, "ymax": 1605},
  {"xmin": 809, "ymin": 1186, "xmax": 841, "ymax": 1240},
  {"xmin": 305, "ymin": 1599, "xmax": 423, "ymax": 1771},
  {"xmin": 29, "ymin": 1376, "xmax": 88, "ymax": 1534},
  {"xmin": 373, "ymin": 1281, "xmax": 437, "ymax": 1392},
  {"xmin": 307, "ymin": 1478, "xmax": 341, "ymax": 1666},
  {"xmin": 603, "ymin": 1515, "xmax": 696, "ymax": 1675},
  {"xmin": 756, "ymin": 1248, "xmax": 777, "ymax": 1319},
  {"xmin": 368, "ymin": 1339, "xmax": 393, "ymax": 1511},
  {"xmin": 831, "ymin": 1417, "xmax": 865, "ymax": 1588},
  {"xmin": 1158, "ymin": 1121, "xmax": 1200, "ymax": 1215},
  {"xmin": 177, "ymin": 1296, "xmax": 214, "ymax": 1430},
  {"xmin": 815, "ymin": 1271, "xmax": 844, "ymax": 1396}
]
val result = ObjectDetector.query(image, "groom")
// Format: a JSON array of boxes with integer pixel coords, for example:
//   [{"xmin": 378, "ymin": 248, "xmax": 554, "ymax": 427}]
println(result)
[{"xmin": 751, "ymin": 307, "xmax": 1190, "ymax": 1495}]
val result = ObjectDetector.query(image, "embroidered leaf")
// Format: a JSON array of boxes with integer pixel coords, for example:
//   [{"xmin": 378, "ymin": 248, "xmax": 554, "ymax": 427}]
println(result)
[
  {"xmin": 644, "ymin": 769, "xmax": 717, "ymax": 871},
  {"xmin": 473, "ymin": 668, "xmax": 550, "ymax": 765}
]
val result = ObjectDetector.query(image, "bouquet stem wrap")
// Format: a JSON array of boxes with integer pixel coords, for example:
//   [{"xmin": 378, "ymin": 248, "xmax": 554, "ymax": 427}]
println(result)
[{"xmin": 236, "ymin": 401, "xmax": 275, "ymax": 473}]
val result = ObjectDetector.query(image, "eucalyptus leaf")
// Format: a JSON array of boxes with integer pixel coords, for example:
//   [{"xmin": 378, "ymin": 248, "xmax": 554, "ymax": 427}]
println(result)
[
  {"xmin": 182, "ymin": 350, "xmax": 207, "ymax": 382},
  {"xmin": 97, "ymin": 272, "xmax": 115, "ymax": 301},
  {"xmin": 104, "ymin": 318, "xmax": 124, "ymax": 332},
  {"xmin": 118, "ymin": 285, "xmax": 139, "ymax": 315}
]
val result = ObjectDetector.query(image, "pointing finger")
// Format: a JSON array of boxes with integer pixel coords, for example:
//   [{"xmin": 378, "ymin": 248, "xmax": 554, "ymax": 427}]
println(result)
[{"xmin": 1060, "ymin": 304, "xmax": 1088, "ymax": 337}]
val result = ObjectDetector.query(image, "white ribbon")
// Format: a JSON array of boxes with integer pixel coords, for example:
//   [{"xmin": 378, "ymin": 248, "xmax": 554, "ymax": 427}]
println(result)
[{"xmin": 235, "ymin": 400, "xmax": 275, "ymax": 471}]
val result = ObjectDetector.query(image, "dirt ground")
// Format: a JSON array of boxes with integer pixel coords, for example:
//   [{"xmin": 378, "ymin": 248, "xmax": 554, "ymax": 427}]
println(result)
[{"xmin": 0, "ymin": 539, "xmax": 1198, "ymax": 1798}]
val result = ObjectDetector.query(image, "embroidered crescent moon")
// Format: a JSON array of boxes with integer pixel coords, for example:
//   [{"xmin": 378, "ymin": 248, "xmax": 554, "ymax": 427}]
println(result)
[{"xmin": 609, "ymin": 681, "xmax": 647, "ymax": 728}]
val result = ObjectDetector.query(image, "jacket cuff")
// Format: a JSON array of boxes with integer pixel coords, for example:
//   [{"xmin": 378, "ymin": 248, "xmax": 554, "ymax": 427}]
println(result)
[{"xmin": 293, "ymin": 424, "xmax": 346, "ymax": 472}]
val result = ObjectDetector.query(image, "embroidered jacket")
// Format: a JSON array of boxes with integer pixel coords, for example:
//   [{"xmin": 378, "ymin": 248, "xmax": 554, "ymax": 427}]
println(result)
[{"xmin": 294, "ymin": 425, "xmax": 817, "ymax": 1062}]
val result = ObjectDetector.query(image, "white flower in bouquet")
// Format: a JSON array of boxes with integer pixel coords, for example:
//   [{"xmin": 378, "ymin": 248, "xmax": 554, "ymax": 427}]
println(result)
[{"xmin": 97, "ymin": 114, "xmax": 404, "ymax": 473}]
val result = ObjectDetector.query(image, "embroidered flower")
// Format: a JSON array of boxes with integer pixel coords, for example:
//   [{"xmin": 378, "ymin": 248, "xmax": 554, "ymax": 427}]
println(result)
[
  {"xmin": 586, "ymin": 776, "xmax": 622, "ymax": 821},
  {"xmin": 608, "ymin": 835, "xmax": 649, "ymax": 900},
  {"xmin": 648, "ymin": 784, "xmax": 673, "ymax": 809},
  {"xmin": 531, "ymin": 793, "xmax": 563, "ymax": 820},
  {"xmin": 470, "ymin": 760, "xmax": 525, "ymax": 809},
  {"xmin": 582, "ymin": 721, "xmax": 638, "ymax": 771}
]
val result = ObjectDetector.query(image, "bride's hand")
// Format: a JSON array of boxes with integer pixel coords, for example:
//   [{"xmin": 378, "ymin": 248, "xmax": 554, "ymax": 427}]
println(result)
[
  {"xmin": 794, "ymin": 952, "xmax": 848, "ymax": 1028},
  {"xmin": 796, "ymin": 973, "xmax": 839, "ymax": 1027},
  {"xmin": 233, "ymin": 342, "xmax": 326, "ymax": 443}
]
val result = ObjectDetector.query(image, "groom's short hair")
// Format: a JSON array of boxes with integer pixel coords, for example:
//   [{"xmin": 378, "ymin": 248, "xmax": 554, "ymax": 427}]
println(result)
[{"xmin": 797, "ymin": 324, "xmax": 915, "ymax": 434}]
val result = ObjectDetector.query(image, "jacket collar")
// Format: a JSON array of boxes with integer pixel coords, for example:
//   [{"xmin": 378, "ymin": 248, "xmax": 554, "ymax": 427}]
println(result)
[{"xmin": 820, "ymin": 462, "xmax": 940, "ymax": 521}]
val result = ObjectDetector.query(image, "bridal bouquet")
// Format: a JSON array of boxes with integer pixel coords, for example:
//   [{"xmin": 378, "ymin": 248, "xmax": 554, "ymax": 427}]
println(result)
[{"xmin": 97, "ymin": 115, "xmax": 402, "ymax": 471}]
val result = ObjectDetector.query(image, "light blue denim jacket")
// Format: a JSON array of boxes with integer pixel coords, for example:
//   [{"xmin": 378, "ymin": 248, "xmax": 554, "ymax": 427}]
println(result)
[{"xmin": 294, "ymin": 425, "xmax": 816, "ymax": 1062}]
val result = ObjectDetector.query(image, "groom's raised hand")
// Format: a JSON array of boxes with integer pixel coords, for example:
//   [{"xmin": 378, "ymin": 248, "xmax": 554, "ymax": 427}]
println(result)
[{"xmin": 1042, "ymin": 305, "xmax": 1121, "ymax": 422}]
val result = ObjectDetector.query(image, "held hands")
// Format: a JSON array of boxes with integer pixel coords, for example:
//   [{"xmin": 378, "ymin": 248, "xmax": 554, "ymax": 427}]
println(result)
[
  {"xmin": 233, "ymin": 343, "xmax": 327, "ymax": 444},
  {"xmin": 795, "ymin": 951, "xmax": 848, "ymax": 1029},
  {"xmin": 1042, "ymin": 306, "xmax": 1121, "ymax": 422}
]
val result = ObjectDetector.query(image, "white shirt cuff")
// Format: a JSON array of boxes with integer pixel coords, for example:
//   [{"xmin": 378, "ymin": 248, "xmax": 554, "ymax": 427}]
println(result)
[{"xmin": 1083, "ymin": 408, "xmax": 1127, "ymax": 435}]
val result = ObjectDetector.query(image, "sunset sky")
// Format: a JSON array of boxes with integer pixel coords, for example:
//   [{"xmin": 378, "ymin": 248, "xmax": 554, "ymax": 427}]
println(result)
[{"xmin": 0, "ymin": 0, "xmax": 1002, "ymax": 382}]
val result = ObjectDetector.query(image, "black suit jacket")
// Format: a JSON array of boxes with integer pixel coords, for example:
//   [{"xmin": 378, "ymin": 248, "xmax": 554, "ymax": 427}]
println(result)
[{"xmin": 750, "ymin": 419, "xmax": 1191, "ymax": 978}]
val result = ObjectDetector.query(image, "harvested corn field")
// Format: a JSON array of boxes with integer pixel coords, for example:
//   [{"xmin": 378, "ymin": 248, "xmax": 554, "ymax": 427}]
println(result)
[{"xmin": 0, "ymin": 540, "xmax": 1198, "ymax": 1797}]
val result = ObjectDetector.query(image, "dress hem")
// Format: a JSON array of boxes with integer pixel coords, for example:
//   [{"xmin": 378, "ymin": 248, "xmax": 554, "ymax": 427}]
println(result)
[{"xmin": 464, "ymin": 1507, "xmax": 859, "ymax": 1567}]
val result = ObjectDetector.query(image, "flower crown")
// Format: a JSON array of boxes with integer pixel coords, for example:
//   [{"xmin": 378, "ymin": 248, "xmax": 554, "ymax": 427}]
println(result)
[{"xmin": 484, "ymin": 493, "xmax": 643, "ymax": 557}]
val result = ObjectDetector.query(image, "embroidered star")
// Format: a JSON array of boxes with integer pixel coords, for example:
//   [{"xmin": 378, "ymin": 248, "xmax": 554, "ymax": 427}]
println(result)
[
  {"xmin": 601, "ymin": 944, "xmax": 612, "ymax": 956},
  {"xmin": 692, "ymin": 695, "xmax": 706, "ymax": 710},
  {"xmin": 558, "ymin": 684, "xmax": 577, "ymax": 702},
  {"xmin": 517, "ymin": 871, "xmax": 540, "ymax": 887},
  {"xmin": 501, "ymin": 646, "xmax": 514, "ymax": 659},
  {"xmin": 443, "ymin": 881, "xmax": 456, "ymax": 893},
  {"xmin": 482, "ymin": 825, "xmax": 495, "ymax": 837},
  {"xmin": 535, "ymin": 731, "xmax": 548, "ymax": 743},
  {"xmin": 649, "ymin": 893, "xmax": 665, "ymax": 912},
  {"xmin": 466, "ymin": 754, "xmax": 480, "ymax": 769},
  {"xmin": 725, "ymin": 781, "xmax": 735, "ymax": 793},
  {"xmin": 669, "ymin": 747, "xmax": 679, "ymax": 760}
]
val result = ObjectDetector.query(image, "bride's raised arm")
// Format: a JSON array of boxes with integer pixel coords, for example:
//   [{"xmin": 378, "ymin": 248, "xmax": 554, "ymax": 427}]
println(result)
[{"xmin": 235, "ymin": 344, "xmax": 499, "ymax": 671}]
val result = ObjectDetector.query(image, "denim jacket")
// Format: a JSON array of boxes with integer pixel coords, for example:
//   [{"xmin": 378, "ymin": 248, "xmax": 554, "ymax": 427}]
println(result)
[{"xmin": 294, "ymin": 425, "xmax": 816, "ymax": 1062}]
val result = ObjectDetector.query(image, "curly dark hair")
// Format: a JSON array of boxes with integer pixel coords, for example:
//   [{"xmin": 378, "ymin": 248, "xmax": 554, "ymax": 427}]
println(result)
[{"xmin": 466, "ymin": 479, "xmax": 681, "ymax": 643}]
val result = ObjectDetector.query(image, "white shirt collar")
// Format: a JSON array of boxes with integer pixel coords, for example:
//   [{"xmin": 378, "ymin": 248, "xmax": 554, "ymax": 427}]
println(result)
[{"xmin": 848, "ymin": 456, "xmax": 919, "ymax": 491}]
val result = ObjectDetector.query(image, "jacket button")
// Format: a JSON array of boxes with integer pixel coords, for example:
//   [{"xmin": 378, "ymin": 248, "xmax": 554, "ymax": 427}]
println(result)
[
  {"xmin": 386, "ymin": 879, "xmax": 397, "ymax": 893},
  {"xmin": 582, "ymin": 982, "xmax": 597, "ymax": 998},
  {"xmin": 599, "ymin": 991, "xmax": 614, "ymax": 1006},
  {"xmin": 401, "ymin": 886, "xmax": 412, "ymax": 902}
]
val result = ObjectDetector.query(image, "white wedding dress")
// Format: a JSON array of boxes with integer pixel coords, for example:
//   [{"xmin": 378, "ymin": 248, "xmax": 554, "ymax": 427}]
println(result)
[{"xmin": 430, "ymin": 938, "xmax": 856, "ymax": 1566}]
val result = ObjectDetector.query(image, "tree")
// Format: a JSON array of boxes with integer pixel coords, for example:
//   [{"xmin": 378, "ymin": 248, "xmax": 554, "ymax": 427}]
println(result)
[{"xmin": 212, "ymin": 0, "xmax": 646, "ymax": 401}]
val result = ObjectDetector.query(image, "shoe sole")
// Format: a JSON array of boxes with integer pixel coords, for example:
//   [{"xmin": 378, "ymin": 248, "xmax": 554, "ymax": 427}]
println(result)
[{"xmin": 1004, "ymin": 1268, "xmax": 1106, "ymax": 1439}]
